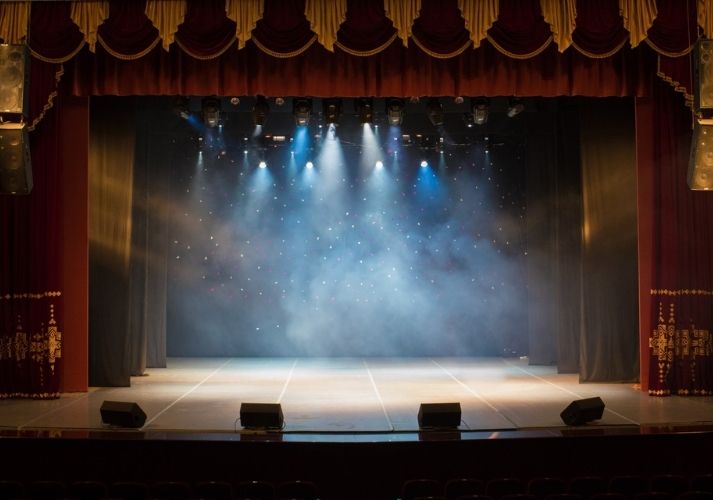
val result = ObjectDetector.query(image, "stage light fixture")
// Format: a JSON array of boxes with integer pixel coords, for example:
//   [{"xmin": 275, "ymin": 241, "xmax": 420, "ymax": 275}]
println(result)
[
  {"xmin": 306, "ymin": 161, "xmax": 314, "ymax": 169},
  {"xmin": 426, "ymin": 98, "xmax": 444, "ymax": 127},
  {"xmin": 173, "ymin": 96, "xmax": 190, "ymax": 120},
  {"xmin": 386, "ymin": 98, "xmax": 405, "ymax": 126},
  {"xmin": 472, "ymin": 97, "xmax": 490, "ymax": 125},
  {"xmin": 355, "ymin": 97, "xmax": 374, "ymax": 124},
  {"xmin": 323, "ymin": 98, "xmax": 342, "ymax": 124},
  {"xmin": 375, "ymin": 160, "xmax": 384, "ymax": 169},
  {"xmin": 293, "ymin": 98, "xmax": 312, "ymax": 126},
  {"xmin": 253, "ymin": 95, "xmax": 269, "ymax": 126},
  {"xmin": 201, "ymin": 97, "xmax": 221, "ymax": 128},
  {"xmin": 258, "ymin": 161, "xmax": 267, "ymax": 169},
  {"xmin": 507, "ymin": 97, "xmax": 524, "ymax": 118},
  {"xmin": 229, "ymin": 97, "xmax": 240, "ymax": 106}
]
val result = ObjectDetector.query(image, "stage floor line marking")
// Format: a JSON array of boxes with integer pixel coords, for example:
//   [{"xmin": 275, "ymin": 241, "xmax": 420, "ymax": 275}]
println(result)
[
  {"xmin": 500, "ymin": 358, "xmax": 640, "ymax": 425},
  {"xmin": 364, "ymin": 360, "xmax": 395, "ymax": 431},
  {"xmin": 431, "ymin": 359, "xmax": 518, "ymax": 428},
  {"xmin": 143, "ymin": 358, "xmax": 233, "ymax": 428},
  {"xmin": 18, "ymin": 391, "xmax": 93, "ymax": 430},
  {"xmin": 276, "ymin": 359, "xmax": 298, "ymax": 404}
]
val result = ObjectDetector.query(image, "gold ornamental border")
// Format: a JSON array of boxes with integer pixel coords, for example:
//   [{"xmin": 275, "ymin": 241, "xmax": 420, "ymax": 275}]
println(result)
[
  {"xmin": 650, "ymin": 289, "xmax": 713, "ymax": 296},
  {"xmin": 486, "ymin": 34, "xmax": 553, "ymax": 59},
  {"xmin": 0, "ymin": 291, "xmax": 62, "ymax": 300},
  {"xmin": 411, "ymin": 33, "xmax": 471, "ymax": 59},
  {"xmin": 96, "ymin": 32, "xmax": 162, "ymax": 61},
  {"xmin": 251, "ymin": 33, "xmax": 318, "ymax": 58},
  {"xmin": 334, "ymin": 32, "xmax": 399, "ymax": 57}
]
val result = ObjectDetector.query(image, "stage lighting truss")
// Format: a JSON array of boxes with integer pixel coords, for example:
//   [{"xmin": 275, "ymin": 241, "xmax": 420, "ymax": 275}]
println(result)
[
  {"xmin": 507, "ymin": 97, "xmax": 524, "ymax": 118},
  {"xmin": 323, "ymin": 98, "xmax": 342, "ymax": 125},
  {"xmin": 201, "ymin": 96, "xmax": 221, "ymax": 128},
  {"xmin": 293, "ymin": 98, "xmax": 312, "ymax": 126},
  {"xmin": 426, "ymin": 97, "xmax": 444, "ymax": 127},
  {"xmin": 472, "ymin": 97, "xmax": 490, "ymax": 125},
  {"xmin": 173, "ymin": 96, "xmax": 190, "ymax": 120},
  {"xmin": 355, "ymin": 97, "xmax": 374, "ymax": 124},
  {"xmin": 386, "ymin": 98, "xmax": 405, "ymax": 126},
  {"xmin": 253, "ymin": 95, "xmax": 270, "ymax": 126}
]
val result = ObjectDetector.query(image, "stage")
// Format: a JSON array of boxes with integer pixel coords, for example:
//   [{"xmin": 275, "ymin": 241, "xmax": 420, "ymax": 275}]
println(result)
[{"xmin": 2, "ymin": 357, "xmax": 712, "ymax": 438}]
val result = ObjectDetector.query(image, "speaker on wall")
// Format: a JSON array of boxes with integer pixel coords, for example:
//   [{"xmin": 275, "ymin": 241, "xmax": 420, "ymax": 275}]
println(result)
[
  {"xmin": 0, "ymin": 122, "xmax": 32, "ymax": 194},
  {"xmin": 0, "ymin": 44, "xmax": 29, "ymax": 117},
  {"xmin": 100, "ymin": 401, "xmax": 147, "ymax": 428},
  {"xmin": 560, "ymin": 397, "xmax": 605, "ymax": 426},
  {"xmin": 240, "ymin": 403, "xmax": 284, "ymax": 429},
  {"xmin": 688, "ymin": 118, "xmax": 713, "ymax": 190},
  {"xmin": 695, "ymin": 39, "xmax": 713, "ymax": 112},
  {"xmin": 417, "ymin": 402, "xmax": 462, "ymax": 429}
]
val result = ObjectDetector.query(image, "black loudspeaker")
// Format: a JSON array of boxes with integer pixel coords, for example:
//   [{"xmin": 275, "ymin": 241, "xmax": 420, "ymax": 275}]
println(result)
[
  {"xmin": 0, "ymin": 123, "xmax": 32, "ymax": 194},
  {"xmin": 417, "ymin": 402, "xmax": 461, "ymax": 428},
  {"xmin": 688, "ymin": 118, "xmax": 713, "ymax": 190},
  {"xmin": 560, "ymin": 397, "xmax": 605, "ymax": 426},
  {"xmin": 100, "ymin": 401, "xmax": 147, "ymax": 428},
  {"xmin": 0, "ymin": 44, "xmax": 29, "ymax": 116},
  {"xmin": 240, "ymin": 403, "xmax": 284, "ymax": 429}
]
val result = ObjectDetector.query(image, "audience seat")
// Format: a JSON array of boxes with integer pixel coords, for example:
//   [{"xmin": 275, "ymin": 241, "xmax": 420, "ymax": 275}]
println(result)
[
  {"xmin": 235, "ymin": 479, "xmax": 275, "ymax": 500},
  {"xmin": 445, "ymin": 478, "xmax": 485, "ymax": 500}
]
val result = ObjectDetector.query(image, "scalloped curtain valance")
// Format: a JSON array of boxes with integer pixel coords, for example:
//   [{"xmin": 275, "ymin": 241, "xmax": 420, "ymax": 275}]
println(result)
[
  {"xmin": 0, "ymin": 0, "xmax": 700, "ymax": 115},
  {"xmin": 0, "ymin": 0, "xmax": 700, "ymax": 62}
]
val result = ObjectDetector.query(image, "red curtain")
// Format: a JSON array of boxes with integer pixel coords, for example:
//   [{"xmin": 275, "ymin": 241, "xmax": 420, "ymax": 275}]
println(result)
[
  {"xmin": 0, "ymin": 60, "xmax": 65, "ymax": 399},
  {"xmin": 648, "ymin": 79, "xmax": 713, "ymax": 396}
]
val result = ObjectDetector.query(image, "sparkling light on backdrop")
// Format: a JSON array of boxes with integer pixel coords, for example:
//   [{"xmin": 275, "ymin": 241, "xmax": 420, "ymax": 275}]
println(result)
[{"xmin": 166, "ymin": 115, "xmax": 528, "ymax": 357}]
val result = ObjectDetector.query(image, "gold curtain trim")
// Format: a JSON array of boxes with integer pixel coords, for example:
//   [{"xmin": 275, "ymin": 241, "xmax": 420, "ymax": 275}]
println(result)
[
  {"xmin": 570, "ymin": 38, "xmax": 628, "ymax": 59},
  {"xmin": 650, "ymin": 288, "xmax": 713, "ymax": 296},
  {"xmin": 333, "ymin": 33, "xmax": 399, "ymax": 57},
  {"xmin": 411, "ymin": 33, "xmax": 471, "ymax": 59},
  {"xmin": 70, "ymin": 0, "xmax": 109, "ymax": 53},
  {"xmin": 174, "ymin": 36, "xmax": 235, "ymax": 60},
  {"xmin": 700, "ymin": 0, "xmax": 713, "ymax": 38},
  {"xmin": 486, "ymin": 34, "xmax": 553, "ymax": 59},
  {"xmin": 619, "ymin": 0, "xmax": 657, "ymax": 48},
  {"xmin": 30, "ymin": 40, "xmax": 86, "ymax": 64},
  {"xmin": 0, "ymin": 1, "xmax": 29, "ymax": 44},
  {"xmin": 384, "ymin": 0, "xmax": 420, "ymax": 47},
  {"xmin": 656, "ymin": 61, "xmax": 694, "ymax": 107},
  {"xmin": 251, "ymin": 33, "xmax": 318, "ymax": 58},
  {"xmin": 459, "ymin": 0, "xmax": 499, "ymax": 49},
  {"xmin": 96, "ymin": 33, "xmax": 162, "ymax": 60},
  {"xmin": 540, "ymin": 0, "xmax": 576, "ymax": 52},
  {"xmin": 0, "ymin": 291, "xmax": 62, "ymax": 300},
  {"xmin": 145, "ymin": 0, "xmax": 186, "ymax": 51},
  {"xmin": 644, "ymin": 38, "xmax": 695, "ymax": 58},
  {"xmin": 26, "ymin": 65, "xmax": 63, "ymax": 133},
  {"xmin": 305, "ymin": 0, "xmax": 346, "ymax": 53},
  {"xmin": 225, "ymin": 0, "xmax": 262, "ymax": 49}
]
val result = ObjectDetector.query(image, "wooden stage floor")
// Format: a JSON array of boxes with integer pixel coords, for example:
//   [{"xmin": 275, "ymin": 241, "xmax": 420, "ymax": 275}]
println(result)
[{"xmin": 2, "ymin": 357, "xmax": 713, "ymax": 438}]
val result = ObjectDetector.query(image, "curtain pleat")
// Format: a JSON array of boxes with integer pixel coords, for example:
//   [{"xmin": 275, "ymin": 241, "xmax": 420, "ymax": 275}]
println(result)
[
  {"xmin": 459, "ymin": 0, "xmax": 499, "ymax": 48},
  {"xmin": 700, "ymin": 0, "xmax": 713, "ymax": 37},
  {"xmin": 70, "ymin": 1, "xmax": 109, "ymax": 52},
  {"xmin": 145, "ymin": 0, "xmax": 186, "ymax": 50},
  {"xmin": 225, "ymin": 0, "xmax": 262, "ymax": 49},
  {"xmin": 384, "ymin": 0, "xmax": 420, "ymax": 46},
  {"xmin": 305, "ymin": 0, "xmax": 346, "ymax": 52},
  {"xmin": 540, "ymin": 0, "xmax": 576, "ymax": 51},
  {"xmin": 620, "ymin": 0, "xmax": 657, "ymax": 48},
  {"xmin": 0, "ymin": 1, "xmax": 29, "ymax": 44}
]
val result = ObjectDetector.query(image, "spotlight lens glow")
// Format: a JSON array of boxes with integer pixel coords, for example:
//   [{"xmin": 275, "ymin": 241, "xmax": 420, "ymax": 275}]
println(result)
[
  {"xmin": 259, "ymin": 161, "xmax": 267, "ymax": 169},
  {"xmin": 306, "ymin": 161, "xmax": 314, "ymax": 169},
  {"xmin": 375, "ymin": 160, "xmax": 383, "ymax": 169},
  {"xmin": 420, "ymin": 160, "xmax": 428, "ymax": 167}
]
